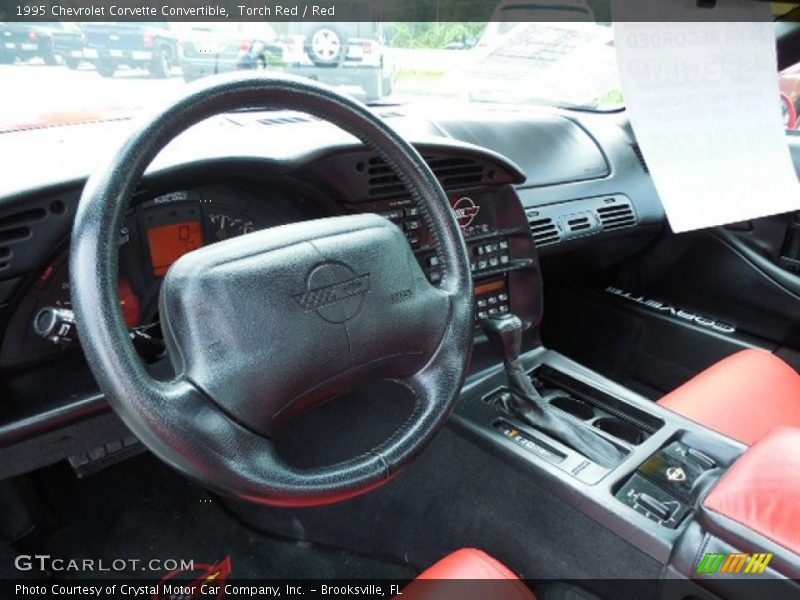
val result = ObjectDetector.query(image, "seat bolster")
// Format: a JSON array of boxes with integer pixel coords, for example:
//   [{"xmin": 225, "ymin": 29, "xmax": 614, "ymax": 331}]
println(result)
[
  {"xmin": 657, "ymin": 349, "xmax": 800, "ymax": 445},
  {"xmin": 416, "ymin": 548, "xmax": 524, "ymax": 581}
]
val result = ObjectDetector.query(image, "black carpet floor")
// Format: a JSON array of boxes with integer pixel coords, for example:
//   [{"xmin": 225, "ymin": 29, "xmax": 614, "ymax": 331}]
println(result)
[{"xmin": 27, "ymin": 455, "xmax": 416, "ymax": 580}]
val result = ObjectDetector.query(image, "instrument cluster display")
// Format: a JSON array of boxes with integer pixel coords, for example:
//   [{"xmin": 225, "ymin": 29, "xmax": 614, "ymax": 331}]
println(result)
[{"xmin": 146, "ymin": 221, "xmax": 204, "ymax": 277}]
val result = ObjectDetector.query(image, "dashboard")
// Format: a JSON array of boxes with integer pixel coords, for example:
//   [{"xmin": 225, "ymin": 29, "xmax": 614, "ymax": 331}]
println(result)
[
  {"xmin": 0, "ymin": 142, "xmax": 541, "ymax": 371},
  {"xmin": 0, "ymin": 105, "xmax": 668, "ymax": 477}
]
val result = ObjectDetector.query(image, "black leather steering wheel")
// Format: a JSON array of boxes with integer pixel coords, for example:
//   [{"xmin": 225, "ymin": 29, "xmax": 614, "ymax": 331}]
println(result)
[{"xmin": 70, "ymin": 73, "xmax": 474, "ymax": 507}]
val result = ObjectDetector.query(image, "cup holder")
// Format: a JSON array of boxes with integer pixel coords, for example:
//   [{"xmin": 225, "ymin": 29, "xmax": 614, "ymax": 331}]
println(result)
[
  {"xmin": 593, "ymin": 418, "xmax": 645, "ymax": 445},
  {"xmin": 549, "ymin": 395, "xmax": 595, "ymax": 420}
]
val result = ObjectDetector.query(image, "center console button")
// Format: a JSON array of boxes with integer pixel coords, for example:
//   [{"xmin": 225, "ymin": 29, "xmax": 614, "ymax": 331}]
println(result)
[
  {"xmin": 636, "ymin": 493, "xmax": 672, "ymax": 521},
  {"xmin": 687, "ymin": 448, "xmax": 716, "ymax": 470},
  {"xmin": 616, "ymin": 473, "xmax": 690, "ymax": 528}
]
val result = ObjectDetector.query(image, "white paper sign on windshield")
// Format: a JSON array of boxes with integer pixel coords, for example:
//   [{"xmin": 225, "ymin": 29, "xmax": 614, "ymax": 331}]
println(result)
[{"xmin": 612, "ymin": 3, "xmax": 800, "ymax": 233}]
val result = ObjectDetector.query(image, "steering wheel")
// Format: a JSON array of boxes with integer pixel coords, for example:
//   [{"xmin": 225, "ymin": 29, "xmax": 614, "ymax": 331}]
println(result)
[{"xmin": 70, "ymin": 73, "xmax": 474, "ymax": 507}]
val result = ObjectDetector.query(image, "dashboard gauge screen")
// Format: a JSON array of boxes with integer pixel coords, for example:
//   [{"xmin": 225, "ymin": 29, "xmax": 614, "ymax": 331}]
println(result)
[{"xmin": 146, "ymin": 221, "xmax": 204, "ymax": 277}]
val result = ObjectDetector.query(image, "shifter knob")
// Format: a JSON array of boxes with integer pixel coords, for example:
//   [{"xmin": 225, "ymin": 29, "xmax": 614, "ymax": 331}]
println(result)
[{"xmin": 480, "ymin": 313, "xmax": 523, "ymax": 362}]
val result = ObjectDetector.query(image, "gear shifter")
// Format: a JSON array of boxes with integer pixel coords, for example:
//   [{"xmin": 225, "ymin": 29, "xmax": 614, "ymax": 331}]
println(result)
[{"xmin": 481, "ymin": 313, "xmax": 624, "ymax": 468}]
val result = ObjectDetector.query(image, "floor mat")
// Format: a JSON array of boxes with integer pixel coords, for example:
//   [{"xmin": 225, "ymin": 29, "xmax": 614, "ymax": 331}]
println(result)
[{"xmin": 31, "ymin": 455, "xmax": 416, "ymax": 580}]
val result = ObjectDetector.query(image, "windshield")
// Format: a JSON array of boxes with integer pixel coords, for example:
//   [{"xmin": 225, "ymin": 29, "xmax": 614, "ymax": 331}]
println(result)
[{"xmin": 0, "ymin": 19, "xmax": 621, "ymax": 131}]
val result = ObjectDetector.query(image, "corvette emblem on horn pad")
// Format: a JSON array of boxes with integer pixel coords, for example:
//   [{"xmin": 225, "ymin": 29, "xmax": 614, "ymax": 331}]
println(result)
[{"xmin": 294, "ymin": 261, "xmax": 370, "ymax": 324}]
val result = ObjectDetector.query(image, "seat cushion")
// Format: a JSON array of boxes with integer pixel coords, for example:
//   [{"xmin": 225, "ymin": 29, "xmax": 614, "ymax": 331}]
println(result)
[
  {"xmin": 657, "ymin": 349, "xmax": 800, "ymax": 445},
  {"xmin": 404, "ymin": 548, "xmax": 536, "ymax": 600}
]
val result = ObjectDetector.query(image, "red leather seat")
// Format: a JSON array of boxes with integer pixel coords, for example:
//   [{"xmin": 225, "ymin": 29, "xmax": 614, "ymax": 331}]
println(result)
[
  {"xmin": 658, "ymin": 349, "xmax": 800, "ymax": 445},
  {"xmin": 403, "ymin": 548, "xmax": 536, "ymax": 600},
  {"xmin": 703, "ymin": 426, "xmax": 800, "ymax": 556}
]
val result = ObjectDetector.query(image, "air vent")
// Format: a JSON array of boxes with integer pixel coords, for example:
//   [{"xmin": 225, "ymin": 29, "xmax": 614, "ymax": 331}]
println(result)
[
  {"xmin": 255, "ymin": 109, "xmax": 403, "ymax": 128},
  {"xmin": 257, "ymin": 114, "xmax": 317, "ymax": 127},
  {"xmin": 377, "ymin": 110, "xmax": 405, "ymax": 119},
  {"xmin": 427, "ymin": 156, "xmax": 485, "ymax": 188},
  {"xmin": 0, "ymin": 207, "xmax": 45, "ymax": 271},
  {"xmin": 596, "ymin": 201, "xmax": 636, "ymax": 231},
  {"xmin": 366, "ymin": 155, "xmax": 485, "ymax": 199},
  {"xmin": 567, "ymin": 216, "xmax": 592, "ymax": 232},
  {"xmin": 631, "ymin": 144, "xmax": 649, "ymax": 173},
  {"xmin": 525, "ymin": 194, "xmax": 636, "ymax": 249},
  {"xmin": 528, "ymin": 216, "xmax": 560, "ymax": 246}
]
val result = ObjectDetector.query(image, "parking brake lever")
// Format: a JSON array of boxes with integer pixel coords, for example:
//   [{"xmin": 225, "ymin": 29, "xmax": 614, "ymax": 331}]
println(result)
[{"xmin": 481, "ymin": 313, "xmax": 624, "ymax": 468}]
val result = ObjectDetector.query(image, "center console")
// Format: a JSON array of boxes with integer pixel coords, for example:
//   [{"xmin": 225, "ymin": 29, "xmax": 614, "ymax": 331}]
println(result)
[{"xmin": 453, "ymin": 339, "xmax": 800, "ymax": 598}]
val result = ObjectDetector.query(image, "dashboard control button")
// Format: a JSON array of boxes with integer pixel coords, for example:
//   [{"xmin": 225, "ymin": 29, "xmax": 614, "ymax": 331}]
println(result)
[
  {"xmin": 429, "ymin": 255, "xmax": 440, "ymax": 267},
  {"xmin": 405, "ymin": 220, "xmax": 420, "ymax": 231},
  {"xmin": 499, "ymin": 240, "xmax": 510, "ymax": 250},
  {"xmin": 489, "ymin": 257, "xmax": 500, "ymax": 268},
  {"xmin": 429, "ymin": 271, "xmax": 441, "ymax": 283},
  {"xmin": 477, "ymin": 299, "xmax": 488, "ymax": 308},
  {"xmin": 500, "ymin": 254, "xmax": 510, "ymax": 265},
  {"xmin": 478, "ymin": 260, "xmax": 488, "ymax": 270},
  {"xmin": 404, "ymin": 206, "xmax": 419, "ymax": 217}
]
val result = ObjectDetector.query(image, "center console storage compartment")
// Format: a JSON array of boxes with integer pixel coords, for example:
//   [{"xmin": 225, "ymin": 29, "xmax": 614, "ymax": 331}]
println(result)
[{"xmin": 534, "ymin": 364, "xmax": 664, "ymax": 445}]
